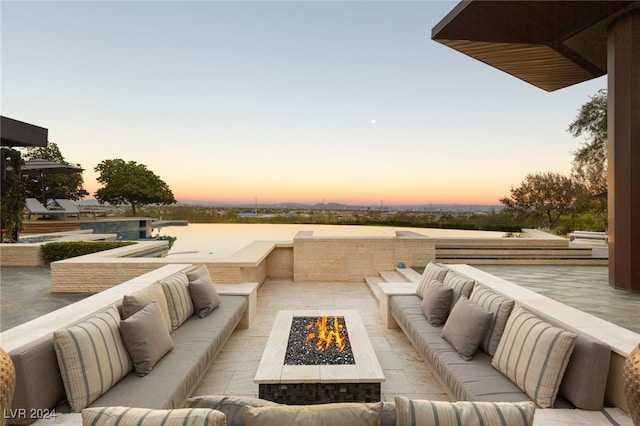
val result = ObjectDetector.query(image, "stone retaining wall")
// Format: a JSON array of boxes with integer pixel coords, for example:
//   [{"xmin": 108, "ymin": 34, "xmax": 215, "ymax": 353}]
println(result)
[{"xmin": 293, "ymin": 231, "xmax": 435, "ymax": 282}]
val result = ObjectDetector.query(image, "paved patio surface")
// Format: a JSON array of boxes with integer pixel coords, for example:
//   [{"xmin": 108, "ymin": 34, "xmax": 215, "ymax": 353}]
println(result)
[
  {"xmin": 192, "ymin": 278, "xmax": 450, "ymax": 402},
  {"xmin": 2, "ymin": 263, "xmax": 640, "ymax": 418}
]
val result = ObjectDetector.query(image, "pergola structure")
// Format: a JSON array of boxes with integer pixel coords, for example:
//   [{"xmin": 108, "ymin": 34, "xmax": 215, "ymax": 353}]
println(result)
[
  {"xmin": 1, "ymin": 116, "xmax": 48, "ymax": 148},
  {"xmin": 432, "ymin": 1, "xmax": 640, "ymax": 293},
  {"xmin": 1, "ymin": 116, "xmax": 49, "ymax": 183}
]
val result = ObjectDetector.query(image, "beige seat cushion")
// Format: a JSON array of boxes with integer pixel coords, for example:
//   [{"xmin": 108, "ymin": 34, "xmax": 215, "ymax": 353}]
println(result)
[
  {"xmin": 53, "ymin": 307, "xmax": 132, "ymax": 412},
  {"xmin": 492, "ymin": 306, "xmax": 577, "ymax": 408}
]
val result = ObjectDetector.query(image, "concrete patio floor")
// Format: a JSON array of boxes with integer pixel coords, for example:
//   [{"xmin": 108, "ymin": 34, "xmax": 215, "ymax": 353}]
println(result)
[{"xmin": 192, "ymin": 278, "xmax": 450, "ymax": 402}]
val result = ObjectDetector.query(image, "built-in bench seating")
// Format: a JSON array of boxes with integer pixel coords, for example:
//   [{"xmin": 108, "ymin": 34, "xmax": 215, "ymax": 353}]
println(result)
[
  {"xmin": 378, "ymin": 263, "xmax": 638, "ymax": 425},
  {"xmin": 1, "ymin": 264, "xmax": 258, "ymax": 425}
]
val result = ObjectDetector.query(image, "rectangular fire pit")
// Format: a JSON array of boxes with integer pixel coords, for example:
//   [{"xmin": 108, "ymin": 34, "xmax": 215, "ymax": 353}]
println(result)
[{"xmin": 254, "ymin": 310, "xmax": 385, "ymax": 404}]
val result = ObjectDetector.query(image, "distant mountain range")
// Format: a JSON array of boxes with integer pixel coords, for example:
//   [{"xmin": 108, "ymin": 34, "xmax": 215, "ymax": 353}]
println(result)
[
  {"xmin": 180, "ymin": 201, "xmax": 503, "ymax": 212},
  {"xmin": 76, "ymin": 199, "xmax": 502, "ymax": 212}
]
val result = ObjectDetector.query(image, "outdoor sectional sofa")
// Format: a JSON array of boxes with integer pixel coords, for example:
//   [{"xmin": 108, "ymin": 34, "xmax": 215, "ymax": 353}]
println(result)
[
  {"xmin": 378, "ymin": 262, "xmax": 633, "ymax": 422},
  {"xmin": 3, "ymin": 264, "xmax": 257, "ymax": 425}
]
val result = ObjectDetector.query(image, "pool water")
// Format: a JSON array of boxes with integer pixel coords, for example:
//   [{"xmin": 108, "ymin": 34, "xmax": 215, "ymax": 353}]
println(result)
[{"xmin": 157, "ymin": 223, "xmax": 504, "ymax": 259}]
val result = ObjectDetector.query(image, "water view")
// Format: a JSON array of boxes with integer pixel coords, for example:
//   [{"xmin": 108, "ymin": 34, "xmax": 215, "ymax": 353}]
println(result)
[{"xmin": 159, "ymin": 223, "xmax": 505, "ymax": 259}]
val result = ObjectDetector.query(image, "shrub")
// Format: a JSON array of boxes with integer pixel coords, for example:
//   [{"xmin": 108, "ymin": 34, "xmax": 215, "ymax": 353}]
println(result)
[{"xmin": 40, "ymin": 241, "xmax": 135, "ymax": 263}]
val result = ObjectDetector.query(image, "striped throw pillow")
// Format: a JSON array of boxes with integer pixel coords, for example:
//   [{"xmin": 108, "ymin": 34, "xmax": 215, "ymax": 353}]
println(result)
[
  {"xmin": 53, "ymin": 307, "xmax": 132, "ymax": 412},
  {"xmin": 415, "ymin": 262, "xmax": 449, "ymax": 298},
  {"xmin": 492, "ymin": 306, "xmax": 577, "ymax": 408},
  {"xmin": 161, "ymin": 273, "xmax": 194, "ymax": 331},
  {"xmin": 395, "ymin": 397, "xmax": 535, "ymax": 426},
  {"xmin": 122, "ymin": 282, "xmax": 172, "ymax": 333},
  {"xmin": 81, "ymin": 406, "xmax": 226, "ymax": 425},
  {"xmin": 469, "ymin": 284, "xmax": 514, "ymax": 356},
  {"xmin": 442, "ymin": 271, "xmax": 475, "ymax": 314}
]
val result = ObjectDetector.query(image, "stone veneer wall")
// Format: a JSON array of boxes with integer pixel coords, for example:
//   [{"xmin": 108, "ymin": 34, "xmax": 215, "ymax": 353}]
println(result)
[
  {"xmin": 51, "ymin": 261, "xmax": 168, "ymax": 292},
  {"xmin": 0, "ymin": 244, "xmax": 43, "ymax": 266},
  {"xmin": 293, "ymin": 231, "xmax": 435, "ymax": 282},
  {"xmin": 266, "ymin": 246, "xmax": 294, "ymax": 279},
  {"xmin": 49, "ymin": 242, "xmax": 292, "ymax": 292}
]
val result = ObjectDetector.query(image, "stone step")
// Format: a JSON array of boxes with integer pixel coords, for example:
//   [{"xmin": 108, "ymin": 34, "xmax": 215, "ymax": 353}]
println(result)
[
  {"xmin": 436, "ymin": 247, "xmax": 593, "ymax": 257},
  {"xmin": 379, "ymin": 270, "xmax": 407, "ymax": 283},
  {"xmin": 438, "ymin": 257, "xmax": 608, "ymax": 266},
  {"xmin": 364, "ymin": 276, "xmax": 385, "ymax": 301},
  {"xmin": 395, "ymin": 267, "xmax": 422, "ymax": 283}
]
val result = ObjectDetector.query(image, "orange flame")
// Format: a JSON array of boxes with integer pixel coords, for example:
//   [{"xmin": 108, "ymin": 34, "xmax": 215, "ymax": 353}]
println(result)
[{"xmin": 304, "ymin": 316, "xmax": 346, "ymax": 352}]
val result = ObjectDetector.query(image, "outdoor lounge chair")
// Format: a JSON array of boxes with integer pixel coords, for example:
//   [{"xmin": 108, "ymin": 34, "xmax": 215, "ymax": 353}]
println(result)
[
  {"xmin": 54, "ymin": 198, "xmax": 106, "ymax": 219},
  {"xmin": 25, "ymin": 198, "xmax": 65, "ymax": 220},
  {"xmin": 52, "ymin": 199, "xmax": 81, "ymax": 219}
]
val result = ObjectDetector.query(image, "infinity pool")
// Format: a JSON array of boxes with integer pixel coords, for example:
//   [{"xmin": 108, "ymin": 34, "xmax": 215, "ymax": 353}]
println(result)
[{"xmin": 157, "ymin": 223, "xmax": 505, "ymax": 259}]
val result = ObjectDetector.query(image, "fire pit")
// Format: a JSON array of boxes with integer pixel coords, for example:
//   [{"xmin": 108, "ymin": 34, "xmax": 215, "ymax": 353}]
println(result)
[
  {"xmin": 255, "ymin": 310, "xmax": 384, "ymax": 404},
  {"xmin": 284, "ymin": 316, "xmax": 354, "ymax": 366}
]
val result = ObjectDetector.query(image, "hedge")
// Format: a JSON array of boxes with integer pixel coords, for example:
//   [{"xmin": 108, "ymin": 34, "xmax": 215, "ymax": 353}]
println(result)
[{"xmin": 40, "ymin": 241, "xmax": 135, "ymax": 263}]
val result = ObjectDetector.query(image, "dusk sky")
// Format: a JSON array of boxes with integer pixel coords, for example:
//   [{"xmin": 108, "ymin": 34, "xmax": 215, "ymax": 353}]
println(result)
[{"xmin": 2, "ymin": 1, "xmax": 606, "ymax": 206}]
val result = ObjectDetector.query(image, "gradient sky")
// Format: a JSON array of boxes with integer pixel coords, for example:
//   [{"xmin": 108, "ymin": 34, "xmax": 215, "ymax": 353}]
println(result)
[{"xmin": 1, "ymin": 1, "xmax": 606, "ymax": 206}]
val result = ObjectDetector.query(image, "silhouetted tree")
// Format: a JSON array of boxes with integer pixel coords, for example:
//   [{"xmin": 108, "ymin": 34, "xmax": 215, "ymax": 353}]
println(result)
[
  {"xmin": 94, "ymin": 159, "xmax": 176, "ymax": 216},
  {"xmin": 24, "ymin": 143, "xmax": 88, "ymax": 201},
  {"xmin": 500, "ymin": 172, "xmax": 580, "ymax": 230}
]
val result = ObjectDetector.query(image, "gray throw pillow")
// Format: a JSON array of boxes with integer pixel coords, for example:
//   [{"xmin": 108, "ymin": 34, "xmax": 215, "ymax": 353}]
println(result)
[
  {"xmin": 122, "ymin": 282, "xmax": 172, "ymax": 333},
  {"xmin": 420, "ymin": 280, "xmax": 453, "ymax": 327},
  {"xmin": 441, "ymin": 296, "xmax": 493, "ymax": 361},
  {"xmin": 189, "ymin": 275, "xmax": 222, "ymax": 318},
  {"xmin": 186, "ymin": 264, "xmax": 210, "ymax": 282},
  {"xmin": 187, "ymin": 395, "xmax": 279, "ymax": 426},
  {"xmin": 120, "ymin": 301, "xmax": 174, "ymax": 376}
]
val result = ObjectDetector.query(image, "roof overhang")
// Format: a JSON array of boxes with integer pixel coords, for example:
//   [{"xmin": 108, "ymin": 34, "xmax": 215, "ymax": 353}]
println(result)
[
  {"xmin": 1, "ymin": 116, "xmax": 49, "ymax": 148},
  {"xmin": 431, "ymin": 1, "xmax": 640, "ymax": 92}
]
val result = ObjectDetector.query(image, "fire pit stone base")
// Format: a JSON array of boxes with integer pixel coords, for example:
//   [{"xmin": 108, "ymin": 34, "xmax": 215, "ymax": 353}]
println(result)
[
  {"xmin": 259, "ymin": 382, "xmax": 381, "ymax": 405},
  {"xmin": 255, "ymin": 310, "xmax": 385, "ymax": 405}
]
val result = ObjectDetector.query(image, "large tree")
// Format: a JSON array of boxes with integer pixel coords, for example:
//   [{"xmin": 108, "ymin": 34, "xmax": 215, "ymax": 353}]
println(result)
[
  {"xmin": 94, "ymin": 159, "xmax": 176, "ymax": 216},
  {"xmin": 23, "ymin": 143, "xmax": 89, "ymax": 201},
  {"xmin": 568, "ymin": 89, "xmax": 607, "ymax": 188},
  {"xmin": 568, "ymin": 89, "xmax": 608, "ymax": 229},
  {"xmin": 500, "ymin": 172, "xmax": 580, "ymax": 230}
]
